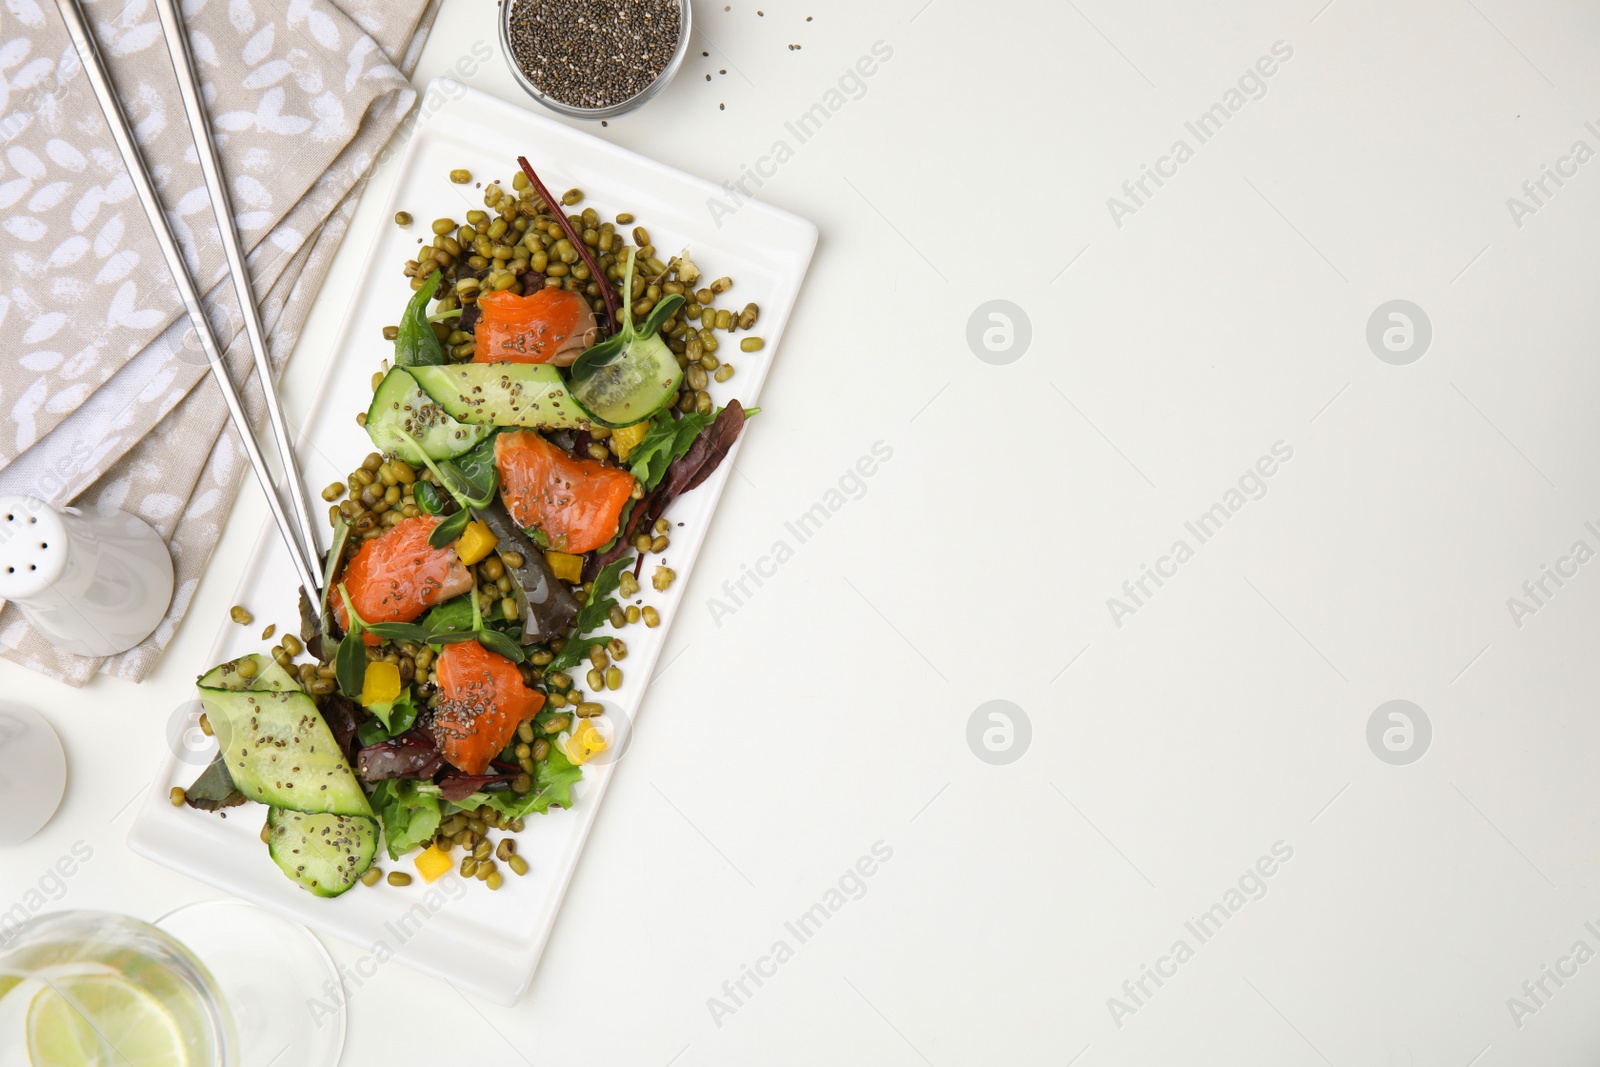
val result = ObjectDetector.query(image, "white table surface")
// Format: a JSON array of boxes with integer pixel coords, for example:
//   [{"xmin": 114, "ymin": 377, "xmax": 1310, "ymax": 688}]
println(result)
[{"xmin": 7, "ymin": 0, "xmax": 1600, "ymax": 1063}]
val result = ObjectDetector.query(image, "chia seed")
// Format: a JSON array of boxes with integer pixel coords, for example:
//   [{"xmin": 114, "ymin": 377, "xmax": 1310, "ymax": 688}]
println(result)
[{"xmin": 507, "ymin": 0, "xmax": 682, "ymax": 111}]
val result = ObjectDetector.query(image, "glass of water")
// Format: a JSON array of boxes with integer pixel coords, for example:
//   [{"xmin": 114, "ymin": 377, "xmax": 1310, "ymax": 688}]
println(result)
[{"xmin": 0, "ymin": 910, "xmax": 233, "ymax": 1066}]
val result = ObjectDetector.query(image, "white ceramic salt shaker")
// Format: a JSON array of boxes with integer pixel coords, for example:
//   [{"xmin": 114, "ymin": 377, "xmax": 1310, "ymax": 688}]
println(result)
[{"xmin": 0, "ymin": 495, "xmax": 175, "ymax": 658}]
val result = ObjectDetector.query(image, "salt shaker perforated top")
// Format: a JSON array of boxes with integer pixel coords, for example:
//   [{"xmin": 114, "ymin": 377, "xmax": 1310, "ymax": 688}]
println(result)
[{"xmin": 0, "ymin": 495, "xmax": 175, "ymax": 658}]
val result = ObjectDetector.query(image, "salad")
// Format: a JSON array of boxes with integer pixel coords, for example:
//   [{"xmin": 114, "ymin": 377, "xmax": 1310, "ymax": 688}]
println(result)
[{"xmin": 175, "ymin": 156, "xmax": 759, "ymax": 898}]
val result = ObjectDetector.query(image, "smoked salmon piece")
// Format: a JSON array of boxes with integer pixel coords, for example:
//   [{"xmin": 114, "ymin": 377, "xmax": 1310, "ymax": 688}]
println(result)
[
  {"xmin": 495, "ymin": 430, "xmax": 636, "ymax": 555},
  {"xmin": 332, "ymin": 515, "xmax": 473, "ymax": 644},
  {"xmin": 474, "ymin": 288, "xmax": 598, "ymax": 366},
  {"xmin": 431, "ymin": 639, "xmax": 546, "ymax": 775}
]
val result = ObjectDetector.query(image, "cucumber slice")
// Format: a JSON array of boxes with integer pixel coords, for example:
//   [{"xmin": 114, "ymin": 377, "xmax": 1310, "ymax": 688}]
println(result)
[
  {"xmin": 198, "ymin": 652, "xmax": 300, "ymax": 693},
  {"xmin": 568, "ymin": 333, "xmax": 683, "ymax": 428},
  {"xmin": 365, "ymin": 367, "xmax": 490, "ymax": 464},
  {"xmin": 266, "ymin": 809, "xmax": 377, "ymax": 898},
  {"xmin": 410, "ymin": 363, "xmax": 593, "ymax": 429},
  {"xmin": 197, "ymin": 687, "xmax": 373, "ymax": 818}
]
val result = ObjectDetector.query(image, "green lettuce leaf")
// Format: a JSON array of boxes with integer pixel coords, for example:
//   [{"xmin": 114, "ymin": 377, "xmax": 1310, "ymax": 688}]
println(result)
[
  {"xmin": 370, "ymin": 779, "xmax": 443, "ymax": 860},
  {"xmin": 356, "ymin": 687, "xmax": 419, "ymax": 747},
  {"xmin": 446, "ymin": 748, "xmax": 584, "ymax": 819},
  {"xmin": 628, "ymin": 410, "xmax": 717, "ymax": 491}
]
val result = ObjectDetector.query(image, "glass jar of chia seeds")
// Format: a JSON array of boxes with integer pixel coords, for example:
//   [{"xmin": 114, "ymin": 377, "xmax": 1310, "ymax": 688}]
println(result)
[{"xmin": 499, "ymin": 0, "xmax": 693, "ymax": 120}]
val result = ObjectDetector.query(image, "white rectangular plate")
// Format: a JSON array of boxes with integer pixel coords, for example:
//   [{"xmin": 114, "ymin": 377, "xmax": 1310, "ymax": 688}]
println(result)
[{"xmin": 129, "ymin": 79, "xmax": 816, "ymax": 1005}]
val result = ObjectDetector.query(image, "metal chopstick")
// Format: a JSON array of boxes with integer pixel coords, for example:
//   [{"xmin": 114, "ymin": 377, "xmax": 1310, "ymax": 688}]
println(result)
[
  {"xmin": 148, "ymin": 0, "xmax": 323, "ymax": 579},
  {"xmin": 54, "ymin": 0, "xmax": 323, "ymax": 598}
]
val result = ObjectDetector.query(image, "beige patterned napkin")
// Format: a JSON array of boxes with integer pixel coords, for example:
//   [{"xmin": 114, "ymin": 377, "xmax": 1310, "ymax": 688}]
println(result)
[{"xmin": 0, "ymin": 0, "xmax": 439, "ymax": 684}]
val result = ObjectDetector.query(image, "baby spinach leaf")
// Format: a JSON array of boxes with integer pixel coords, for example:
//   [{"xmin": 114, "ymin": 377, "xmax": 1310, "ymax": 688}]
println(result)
[
  {"xmin": 364, "ymin": 622, "xmax": 430, "ymax": 643},
  {"xmin": 364, "ymin": 687, "xmax": 417, "ymax": 734},
  {"xmin": 421, "ymin": 594, "xmax": 475, "ymax": 638},
  {"xmin": 477, "ymin": 628, "xmax": 526, "ymax": 664},
  {"xmin": 395, "ymin": 271, "xmax": 445, "ymax": 368},
  {"xmin": 335, "ymin": 631, "xmax": 365, "ymax": 700},
  {"xmin": 334, "ymin": 584, "xmax": 367, "ymax": 698},
  {"xmin": 438, "ymin": 434, "xmax": 499, "ymax": 509},
  {"xmin": 413, "ymin": 480, "xmax": 445, "ymax": 515},
  {"xmin": 637, "ymin": 292, "xmax": 685, "ymax": 338},
  {"xmin": 427, "ymin": 508, "xmax": 471, "ymax": 550}
]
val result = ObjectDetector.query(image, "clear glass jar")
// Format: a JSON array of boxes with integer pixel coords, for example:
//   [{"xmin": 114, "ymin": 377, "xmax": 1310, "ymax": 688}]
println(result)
[{"xmin": 498, "ymin": 0, "xmax": 693, "ymax": 120}]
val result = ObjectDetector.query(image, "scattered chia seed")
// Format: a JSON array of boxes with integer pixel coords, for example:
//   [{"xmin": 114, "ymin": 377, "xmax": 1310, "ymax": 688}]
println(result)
[{"xmin": 507, "ymin": 0, "xmax": 682, "ymax": 111}]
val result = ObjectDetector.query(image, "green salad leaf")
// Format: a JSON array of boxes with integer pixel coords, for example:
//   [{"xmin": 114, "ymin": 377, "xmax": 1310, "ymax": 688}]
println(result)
[
  {"xmin": 412, "ymin": 434, "xmax": 499, "ymax": 541},
  {"xmin": 476, "ymin": 627, "xmax": 526, "ymax": 664},
  {"xmin": 334, "ymin": 584, "xmax": 366, "ymax": 699},
  {"xmin": 364, "ymin": 622, "xmax": 430, "ymax": 643},
  {"xmin": 370, "ymin": 779, "xmax": 442, "ymax": 859},
  {"xmin": 365, "ymin": 686, "xmax": 417, "ymax": 733},
  {"xmin": 439, "ymin": 434, "xmax": 499, "ymax": 509},
  {"xmin": 317, "ymin": 516, "xmax": 351, "ymax": 639},
  {"xmin": 355, "ymin": 691, "xmax": 420, "ymax": 747},
  {"xmin": 413, "ymin": 480, "xmax": 446, "ymax": 515},
  {"xmin": 546, "ymin": 556, "xmax": 633, "ymax": 673},
  {"xmin": 395, "ymin": 271, "xmax": 445, "ymax": 368},
  {"xmin": 628, "ymin": 409, "xmax": 717, "ymax": 491},
  {"xmin": 446, "ymin": 748, "xmax": 583, "ymax": 819},
  {"xmin": 426, "ymin": 508, "xmax": 471, "ymax": 550},
  {"xmin": 418, "ymin": 593, "xmax": 521, "ymax": 659},
  {"xmin": 421, "ymin": 594, "xmax": 475, "ymax": 638}
]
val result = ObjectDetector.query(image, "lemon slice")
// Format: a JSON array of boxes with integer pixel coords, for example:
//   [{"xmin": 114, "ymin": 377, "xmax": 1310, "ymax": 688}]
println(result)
[{"xmin": 27, "ymin": 972, "xmax": 188, "ymax": 1067}]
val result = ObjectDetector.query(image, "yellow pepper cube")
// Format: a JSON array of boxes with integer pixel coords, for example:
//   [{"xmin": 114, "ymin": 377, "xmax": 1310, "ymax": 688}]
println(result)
[
  {"xmin": 455, "ymin": 520, "xmax": 498, "ymax": 565},
  {"xmin": 414, "ymin": 844, "xmax": 452, "ymax": 884},
  {"xmin": 565, "ymin": 721, "xmax": 608, "ymax": 765},
  {"xmin": 545, "ymin": 551, "xmax": 583, "ymax": 584},
  {"xmin": 360, "ymin": 660, "xmax": 402, "ymax": 707},
  {"xmin": 610, "ymin": 418, "xmax": 651, "ymax": 462}
]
